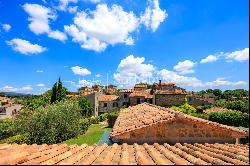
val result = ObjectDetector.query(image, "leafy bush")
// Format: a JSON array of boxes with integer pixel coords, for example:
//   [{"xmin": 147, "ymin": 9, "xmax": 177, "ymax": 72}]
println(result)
[
  {"xmin": 171, "ymin": 103, "xmax": 197, "ymax": 114},
  {"xmin": 0, "ymin": 118, "xmax": 14, "ymax": 140},
  {"xmin": 99, "ymin": 113, "xmax": 108, "ymax": 122},
  {"xmin": 208, "ymin": 111, "xmax": 249, "ymax": 127},
  {"xmin": 78, "ymin": 97, "xmax": 94, "ymax": 117},
  {"xmin": 190, "ymin": 113, "xmax": 208, "ymax": 120},
  {"xmin": 214, "ymin": 99, "xmax": 249, "ymax": 114},
  {"xmin": 107, "ymin": 111, "xmax": 119, "ymax": 127},
  {"xmin": 14, "ymin": 99, "xmax": 82, "ymax": 144},
  {"xmin": 0, "ymin": 134, "xmax": 28, "ymax": 144},
  {"xmin": 79, "ymin": 118, "xmax": 91, "ymax": 134},
  {"xmin": 88, "ymin": 116, "xmax": 100, "ymax": 124}
]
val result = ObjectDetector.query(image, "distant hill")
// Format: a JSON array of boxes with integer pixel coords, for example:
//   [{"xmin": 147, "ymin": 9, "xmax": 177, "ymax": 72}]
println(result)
[{"xmin": 0, "ymin": 92, "xmax": 33, "ymax": 97}]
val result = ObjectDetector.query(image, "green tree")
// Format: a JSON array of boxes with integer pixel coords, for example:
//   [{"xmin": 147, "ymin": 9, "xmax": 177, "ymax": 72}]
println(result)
[
  {"xmin": 50, "ymin": 78, "xmax": 67, "ymax": 104},
  {"xmin": 78, "ymin": 97, "xmax": 94, "ymax": 117},
  {"xmin": 213, "ymin": 89, "xmax": 222, "ymax": 99}
]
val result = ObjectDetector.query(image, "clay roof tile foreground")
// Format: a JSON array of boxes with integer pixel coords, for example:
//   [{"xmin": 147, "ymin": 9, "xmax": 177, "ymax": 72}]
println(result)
[
  {"xmin": 0, "ymin": 143, "xmax": 248, "ymax": 165},
  {"xmin": 111, "ymin": 103, "xmax": 247, "ymax": 138},
  {"xmin": 98, "ymin": 95, "xmax": 119, "ymax": 102}
]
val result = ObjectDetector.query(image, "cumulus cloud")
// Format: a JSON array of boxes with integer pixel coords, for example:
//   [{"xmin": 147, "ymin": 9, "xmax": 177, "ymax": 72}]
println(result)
[
  {"xmin": 225, "ymin": 48, "xmax": 249, "ymax": 62},
  {"xmin": 205, "ymin": 78, "xmax": 247, "ymax": 87},
  {"xmin": 78, "ymin": 79, "xmax": 92, "ymax": 87},
  {"xmin": 200, "ymin": 55, "xmax": 218, "ymax": 63},
  {"xmin": 84, "ymin": 0, "xmax": 101, "ymax": 3},
  {"xmin": 158, "ymin": 69, "xmax": 203, "ymax": 87},
  {"xmin": 65, "ymin": 0, "xmax": 166, "ymax": 52},
  {"xmin": 71, "ymin": 66, "xmax": 91, "ymax": 76},
  {"xmin": 6, "ymin": 38, "xmax": 47, "ymax": 55},
  {"xmin": 113, "ymin": 55, "xmax": 155, "ymax": 87},
  {"xmin": 36, "ymin": 70, "xmax": 44, "ymax": 73},
  {"xmin": 23, "ymin": 3, "xmax": 67, "ymax": 42},
  {"xmin": 36, "ymin": 84, "xmax": 45, "ymax": 87},
  {"xmin": 1, "ymin": 23, "xmax": 11, "ymax": 32},
  {"xmin": 1, "ymin": 85, "xmax": 33, "ymax": 92},
  {"xmin": 57, "ymin": 0, "xmax": 78, "ymax": 11},
  {"xmin": 95, "ymin": 74, "xmax": 101, "ymax": 77},
  {"xmin": 140, "ymin": 0, "xmax": 167, "ymax": 32},
  {"xmin": 173, "ymin": 60, "xmax": 196, "ymax": 74},
  {"xmin": 65, "ymin": 4, "xmax": 139, "ymax": 52},
  {"xmin": 48, "ymin": 30, "xmax": 67, "ymax": 41}
]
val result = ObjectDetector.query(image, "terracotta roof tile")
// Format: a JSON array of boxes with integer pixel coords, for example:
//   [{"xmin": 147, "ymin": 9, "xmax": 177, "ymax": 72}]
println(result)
[
  {"xmin": 111, "ymin": 103, "xmax": 247, "ymax": 138},
  {"xmin": 97, "ymin": 95, "xmax": 119, "ymax": 102},
  {"xmin": 0, "ymin": 143, "xmax": 248, "ymax": 165},
  {"xmin": 119, "ymin": 89, "xmax": 134, "ymax": 93}
]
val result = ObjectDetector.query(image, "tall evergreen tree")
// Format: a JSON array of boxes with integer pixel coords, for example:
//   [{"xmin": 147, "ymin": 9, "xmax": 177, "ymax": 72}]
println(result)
[{"xmin": 50, "ymin": 78, "xmax": 67, "ymax": 104}]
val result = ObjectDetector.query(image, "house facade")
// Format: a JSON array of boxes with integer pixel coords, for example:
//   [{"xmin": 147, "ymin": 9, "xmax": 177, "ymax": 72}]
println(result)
[
  {"xmin": 111, "ymin": 103, "xmax": 247, "ymax": 144},
  {"xmin": 97, "ymin": 95, "xmax": 120, "ymax": 114}
]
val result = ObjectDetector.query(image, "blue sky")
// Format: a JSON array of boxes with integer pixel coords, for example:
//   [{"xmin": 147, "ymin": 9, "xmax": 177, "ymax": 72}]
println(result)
[{"xmin": 0, "ymin": 0, "xmax": 249, "ymax": 94}]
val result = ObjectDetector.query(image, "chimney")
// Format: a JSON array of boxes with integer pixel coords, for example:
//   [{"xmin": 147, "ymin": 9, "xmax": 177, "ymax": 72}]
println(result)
[{"xmin": 159, "ymin": 80, "xmax": 162, "ymax": 90}]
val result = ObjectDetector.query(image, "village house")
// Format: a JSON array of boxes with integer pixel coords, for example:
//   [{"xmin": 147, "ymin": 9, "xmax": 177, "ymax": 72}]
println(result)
[
  {"xmin": 78, "ymin": 86, "xmax": 94, "ymax": 96},
  {"xmin": 98, "ymin": 94, "xmax": 120, "ymax": 114},
  {"xmin": 111, "ymin": 103, "xmax": 247, "ymax": 144},
  {"xmin": 104, "ymin": 84, "xmax": 118, "ymax": 94},
  {"xmin": 187, "ymin": 95, "xmax": 214, "ymax": 107},
  {"xmin": 118, "ymin": 89, "xmax": 133, "ymax": 107},
  {"xmin": 133, "ymin": 83, "xmax": 148, "ymax": 91},
  {"xmin": 92, "ymin": 84, "xmax": 104, "ymax": 92},
  {"xmin": 129, "ymin": 89, "xmax": 153, "ymax": 106}
]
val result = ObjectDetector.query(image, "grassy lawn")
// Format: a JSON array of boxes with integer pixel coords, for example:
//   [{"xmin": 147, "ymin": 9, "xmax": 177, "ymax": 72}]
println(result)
[{"xmin": 62, "ymin": 123, "xmax": 112, "ymax": 145}]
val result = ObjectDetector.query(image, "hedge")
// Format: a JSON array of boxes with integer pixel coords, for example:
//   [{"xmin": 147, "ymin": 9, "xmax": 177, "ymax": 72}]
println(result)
[
  {"xmin": 0, "ymin": 118, "xmax": 15, "ymax": 140},
  {"xmin": 208, "ymin": 111, "xmax": 249, "ymax": 127},
  {"xmin": 107, "ymin": 112, "xmax": 119, "ymax": 127},
  {"xmin": 0, "ymin": 134, "xmax": 28, "ymax": 144}
]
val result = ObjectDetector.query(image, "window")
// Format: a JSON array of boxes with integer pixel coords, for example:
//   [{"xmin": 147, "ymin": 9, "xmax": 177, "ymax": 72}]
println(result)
[
  {"xmin": 104, "ymin": 103, "xmax": 107, "ymax": 107},
  {"xmin": 113, "ymin": 102, "xmax": 118, "ymax": 107},
  {"xmin": 137, "ymin": 98, "xmax": 141, "ymax": 104},
  {"xmin": 124, "ymin": 94, "xmax": 128, "ymax": 98}
]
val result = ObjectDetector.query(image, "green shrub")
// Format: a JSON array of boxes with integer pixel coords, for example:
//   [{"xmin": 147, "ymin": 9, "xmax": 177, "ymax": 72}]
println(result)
[
  {"xmin": 107, "ymin": 111, "xmax": 119, "ymax": 127},
  {"xmin": 79, "ymin": 118, "xmax": 91, "ymax": 134},
  {"xmin": 208, "ymin": 111, "xmax": 249, "ymax": 127},
  {"xmin": 0, "ymin": 118, "xmax": 15, "ymax": 140},
  {"xmin": 0, "ymin": 134, "xmax": 28, "ymax": 144},
  {"xmin": 171, "ymin": 103, "xmax": 197, "ymax": 114},
  {"xmin": 190, "ymin": 113, "xmax": 208, "ymax": 120},
  {"xmin": 88, "ymin": 116, "xmax": 100, "ymax": 124},
  {"xmin": 99, "ymin": 113, "xmax": 108, "ymax": 122},
  {"xmin": 14, "ymin": 99, "xmax": 82, "ymax": 144}
]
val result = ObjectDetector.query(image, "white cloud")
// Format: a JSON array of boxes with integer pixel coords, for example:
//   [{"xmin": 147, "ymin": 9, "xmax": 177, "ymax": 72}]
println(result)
[
  {"xmin": 140, "ymin": 0, "xmax": 167, "ymax": 32},
  {"xmin": 225, "ymin": 48, "xmax": 249, "ymax": 62},
  {"xmin": 22, "ymin": 3, "xmax": 55, "ymax": 35},
  {"xmin": 23, "ymin": 3, "xmax": 67, "ymax": 42},
  {"xmin": 78, "ymin": 79, "xmax": 92, "ymax": 87},
  {"xmin": 65, "ymin": 4, "xmax": 139, "ymax": 52},
  {"xmin": 68, "ymin": 6, "xmax": 78, "ymax": 13},
  {"xmin": 84, "ymin": 0, "xmax": 101, "ymax": 3},
  {"xmin": 48, "ymin": 30, "xmax": 68, "ymax": 41},
  {"xmin": 36, "ymin": 70, "xmax": 44, "ymax": 73},
  {"xmin": 1, "ymin": 24, "xmax": 11, "ymax": 32},
  {"xmin": 71, "ymin": 66, "xmax": 91, "ymax": 76},
  {"xmin": 19, "ymin": 86, "xmax": 33, "ymax": 92},
  {"xmin": 58, "ymin": 0, "xmax": 78, "ymax": 11},
  {"xmin": 158, "ymin": 69, "xmax": 203, "ymax": 87},
  {"xmin": 6, "ymin": 38, "xmax": 47, "ymax": 55},
  {"xmin": 95, "ymin": 74, "xmax": 101, "ymax": 77},
  {"xmin": 205, "ymin": 78, "xmax": 247, "ymax": 87},
  {"xmin": 63, "ymin": 80, "xmax": 75, "ymax": 84},
  {"xmin": 0, "ymin": 86, "xmax": 17, "ymax": 92},
  {"xmin": 36, "ymin": 84, "xmax": 45, "ymax": 87},
  {"xmin": 114, "ymin": 55, "xmax": 155, "ymax": 87},
  {"xmin": 200, "ymin": 55, "xmax": 218, "ymax": 63},
  {"xmin": 173, "ymin": 60, "xmax": 196, "ymax": 74}
]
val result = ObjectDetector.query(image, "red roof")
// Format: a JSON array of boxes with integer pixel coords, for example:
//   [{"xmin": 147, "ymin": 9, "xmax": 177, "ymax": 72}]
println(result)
[
  {"xmin": 0, "ymin": 143, "xmax": 248, "ymax": 165},
  {"xmin": 98, "ymin": 95, "xmax": 119, "ymax": 102}
]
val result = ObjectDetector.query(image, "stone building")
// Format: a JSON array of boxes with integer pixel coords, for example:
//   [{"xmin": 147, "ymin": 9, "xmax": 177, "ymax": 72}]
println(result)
[
  {"xmin": 104, "ymin": 84, "xmax": 118, "ymax": 94},
  {"xmin": 118, "ymin": 89, "xmax": 133, "ymax": 107},
  {"xmin": 111, "ymin": 103, "xmax": 248, "ymax": 144},
  {"xmin": 187, "ymin": 95, "xmax": 214, "ymax": 107},
  {"xmin": 133, "ymin": 83, "xmax": 148, "ymax": 91},
  {"xmin": 153, "ymin": 89, "xmax": 187, "ymax": 107},
  {"xmin": 97, "ymin": 95, "xmax": 119, "ymax": 114},
  {"xmin": 85, "ymin": 92, "xmax": 103, "ymax": 116},
  {"xmin": 79, "ymin": 87, "xmax": 94, "ymax": 96},
  {"xmin": 129, "ymin": 90, "xmax": 153, "ymax": 106},
  {"xmin": 92, "ymin": 84, "xmax": 103, "ymax": 92}
]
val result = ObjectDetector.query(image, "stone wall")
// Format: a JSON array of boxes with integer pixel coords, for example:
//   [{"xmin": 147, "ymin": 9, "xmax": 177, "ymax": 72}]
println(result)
[
  {"xmin": 129, "ymin": 97, "xmax": 145, "ymax": 106},
  {"xmin": 118, "ymin": 92, "xmax": 130, "ymax": 106},
  {"xmin": 86, "ymin": 92, "xmax": 102, "ymax": 116},
  {"xmin": 99, "ymin": 101, "xmax": 120, "ymax": 113},
  {"xmin": 154, "ymin": 94, "xmax": 186, "ymax": 107},
  {"xmin": 116, "ymin": 118, "xmax": 237, "ymax": 144}
]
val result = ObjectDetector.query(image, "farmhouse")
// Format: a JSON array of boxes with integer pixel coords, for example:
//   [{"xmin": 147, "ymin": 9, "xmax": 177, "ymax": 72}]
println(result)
[{"xmin": 111, "ymin": 103, "xmax": 247, "ymax": 144}]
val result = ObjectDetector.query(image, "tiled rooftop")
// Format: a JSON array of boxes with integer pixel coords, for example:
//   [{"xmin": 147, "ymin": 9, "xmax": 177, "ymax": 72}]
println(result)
[
  {"xmin": 119, "ymin": 89, "xmax": 134, "ymax": 93},
  {"xmin": 153, "ymin": 82, "xmax": 175, "ymax": 86},
  {"xmin": 112, "ymin": 103, "xmax": 247, "ymax": 137},
  {"xmin": 155, "ymin": 89, "xmax": 186, "ymax": 94},
  {"xmin": 98, "ymin": 95, "xmax": 119, "ymax": 102},
  {"xmin": 129, "ymin": 90, "xmax": 151, "ymax": 98},
  {"xmin": 0, "ymin": 143, "xmax": 248, "ymax": 165}
]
